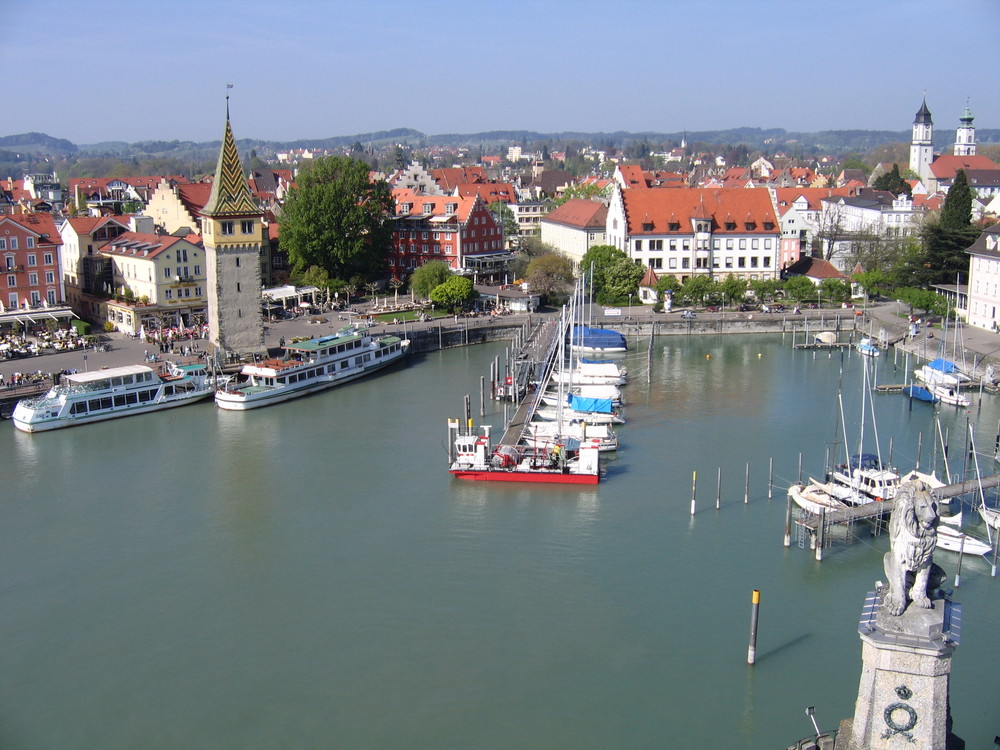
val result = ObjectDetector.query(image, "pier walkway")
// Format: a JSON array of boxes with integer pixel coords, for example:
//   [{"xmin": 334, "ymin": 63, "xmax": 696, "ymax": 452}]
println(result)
[{"xmin": 497, "ymin": 319, "xmax": 562, "ymax": 447}]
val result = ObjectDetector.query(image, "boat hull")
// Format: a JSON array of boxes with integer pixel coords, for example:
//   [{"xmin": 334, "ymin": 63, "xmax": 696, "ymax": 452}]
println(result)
[
  {"xmin": 449, "ymin": 468, "xmax": 599, "ymax": 484},
  {"xmin": 13, "ymin": 391, "xmax": 212, "ymax": 433},
  {"xmin": 215, "ymin": 349, "xmax": 406, "ymax": 410}
]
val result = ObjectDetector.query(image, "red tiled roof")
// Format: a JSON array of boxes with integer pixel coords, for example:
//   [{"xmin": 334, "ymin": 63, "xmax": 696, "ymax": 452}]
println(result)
[
  {"xmin": 392, "ymin": 190, "xmax": 480, "ymax": 223},
  {"xmin": 784, "ymin": 256, "xmax": 847, "ymax": 280},
  {"xmin": 2, "ymin": 213, "xmax": 61, "ymax": 244},
  {"xmin": 542, "ymin": 199, "xmax": 607, "ymax": 229},
  {"xmin": 176, "ymin": 183, "xmax": 212, "ymax": 217},
  {"xmin": 100, "ymin": 231, "xmax": 196, "ymax": 258},
  {"xmin": 931, "ymin": 154, "xmax": 998, "ymax": 180},
  {"xmin": 621, "ymin": 188, "xmax": 778, "ymax": 234},
  {"xmin": 63, "ymin": 215, "xmax": 131, "ymax": 235},
  {"xmin": 617, "ymin": 164, "xmax": 648, "ymax": 188},
  {"xmin": 454, "ymin": 182, "xmax": 516, "ymax": 203},
  {"xmin": 432, "ymin": 166, "xmax": 487, "ymax": 191}
]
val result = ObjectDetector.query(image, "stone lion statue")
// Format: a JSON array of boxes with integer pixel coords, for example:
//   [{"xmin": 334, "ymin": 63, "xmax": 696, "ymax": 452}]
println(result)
[{"xmin": 882, "ymin": 480, "xmax": 939, "ymax": 616}]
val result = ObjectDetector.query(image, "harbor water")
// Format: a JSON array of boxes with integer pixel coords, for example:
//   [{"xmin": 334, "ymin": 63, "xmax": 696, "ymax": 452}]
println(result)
[{"xmin": 2, "ymin": 333, "xmax": 999, "ymax": 749}]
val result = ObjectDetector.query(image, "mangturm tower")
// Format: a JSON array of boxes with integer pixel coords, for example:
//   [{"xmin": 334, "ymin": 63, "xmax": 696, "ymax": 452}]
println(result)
[
  {"xmin": 909, "ymin": 96, "xmax": 934, "ymax": 183},
  {"xmin": 201, "ymin": 102, "xmax": 266, "ymax": 358}
]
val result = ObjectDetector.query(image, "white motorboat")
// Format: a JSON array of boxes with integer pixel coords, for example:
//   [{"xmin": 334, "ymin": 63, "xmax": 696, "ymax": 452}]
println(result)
[
  {"xmin": 914, "ymin": 358, "xmax": 971, "ymax": 388},
  {"xmin": 12, "ymin": 361, "xmax": 215, "ymax": 432},
  {"xmin": 929, "ymin": 383, "xmax": 970, "ymax": 407},
  {"xmin": 215, "ymin": 327, "xmax": 409, "ymax": 410},
  {"xmin": 788, "ymin": 479, "xmax": 850, "ymax": 515},
  {"xmin": 937, "ymin": 512, "xmax": 993, "ymax": 556}
]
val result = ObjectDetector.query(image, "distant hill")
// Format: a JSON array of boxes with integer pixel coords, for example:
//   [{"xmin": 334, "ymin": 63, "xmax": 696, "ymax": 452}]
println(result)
[
  {"xmin": 0, "ymin": 132, "xmax": 77, "ymax": 155},
  {"xmin": 2, "ymin": 126, "xmax": 998, "ymax": 166}
]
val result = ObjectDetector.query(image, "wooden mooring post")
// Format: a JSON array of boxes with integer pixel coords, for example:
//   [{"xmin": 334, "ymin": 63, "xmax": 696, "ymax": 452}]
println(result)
[{"xmin": 690, "ymin": 470, "xmax": 697, "ymax": 515}]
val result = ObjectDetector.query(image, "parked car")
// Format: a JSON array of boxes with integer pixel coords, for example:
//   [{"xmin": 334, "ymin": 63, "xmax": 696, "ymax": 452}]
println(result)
[{"xmin": 681, "ymin": 310, "xmax": 696, "ymax": 319}]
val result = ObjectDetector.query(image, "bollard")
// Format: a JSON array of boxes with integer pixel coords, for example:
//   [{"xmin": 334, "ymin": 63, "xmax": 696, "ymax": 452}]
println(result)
[
  {"xmin": 716, "ymin": 466, "xmax": 722, "ymax": 510},
  {"xmin": 783, "ymin": 493, "xmax": 793, "ymax": 547},
  {"xmin": 747, "ymin": 589, "xmax": 760, "ymax": 665},
  {"xmin": 955, "ymin": 535, "xmax": 965, "ymax": 588}
]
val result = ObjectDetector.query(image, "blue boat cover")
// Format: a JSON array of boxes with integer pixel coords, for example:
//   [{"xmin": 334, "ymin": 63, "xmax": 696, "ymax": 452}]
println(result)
[
  {"xmin": 570, "ymin": 326, "xmax": 627, "ymax": 350},
  {"xmin": 845, "ymin": 453, "xmax": 882, "ymax": 470},
  {"xmin": 927, "ymin": 358, "xmax": 960, "ymax": 373},
  {"xmin": 567, "ymin": 394, "xmax": 613, "ymax": 414},
  {"xmin": 904, "ymin": 385, "xmax": 938, "ymax": 402}
]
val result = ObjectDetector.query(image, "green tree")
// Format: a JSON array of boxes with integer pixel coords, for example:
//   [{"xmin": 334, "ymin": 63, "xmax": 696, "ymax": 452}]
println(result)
[
  {"xmin": 655, "ymin": 274, "xmax": 682, "ymax": 299},
  {"xmin": 410, "ymin": 260, "xmax": 453, "ymax": 300},
  {"xmin": 819, "ymin": 278, "xmax": 851, "ymax": 304},
  {"xmin": 279, "ymin": 155, "xmax": 394, "ymax": 280},
  {"xmin": 939, "ymin": 169, "xmax": 972, "ymax": 230},
  {"xmin": 526, "ymin": 253, "xmax": 575, "ymax": 302},
  {"xmin": 430, "ymin": 275, "xmax": 476, "ymax": 312},
  {"xmin": 749, "ymin": 278, "xmax": 783, "ymax": 302},
  {"xmin": 783, "ymin": 276, "xmax": 818, "ymax": 303},
  {"xmin": 297, "ymin": 265, "xmax": 331, "ymax": 289},
  {"xmin": 895, "ymin": 287, "xmax": 947, "ymax": 316},
  {"xmin": 921, "ymin": 223, "xmax": 978, "ymax": 287},
  {"xmin": 853, "ymin": 270, "xmax": 890, "ymax": 299},
  {"xmin": 677, "ymin": 275, "xmax": 716, "ymax": 307},
  {"xmin": 488, "ymin": 201, "xmax": 520, "ymax": 245},
  {"xmin": 553, "ymin": 182, "xmax": 608, "ymax": 206},
  {"xmin": 598, "ymin": 257, "xmax": 644, "ymax": 304},
  {"xmin": 872, "ymin": 163, "xmax": 911, "ymax": 196},
  {"xmin": 718, "ymin": 275, "xmax": 748, "ymax": 307},
  {"xmin": 580, "ymin": 244, "xmax": 630, "ymax": 301}
]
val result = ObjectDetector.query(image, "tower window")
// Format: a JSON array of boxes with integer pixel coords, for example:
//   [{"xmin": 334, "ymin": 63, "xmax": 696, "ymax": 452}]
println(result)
[
  {"xmin": 221, "ymin": 221, "xmax": 234, "ymax": 235},
  {"xmin": 235, "ymin": 257, "xmax": 241, "ymax": 268},
  {"xmin": 241, "ymin": 220, "xmax": 254, "ymax": 234}
]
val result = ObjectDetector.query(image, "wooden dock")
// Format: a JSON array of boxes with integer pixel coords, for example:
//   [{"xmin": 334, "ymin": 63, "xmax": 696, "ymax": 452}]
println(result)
[
  {"xmin": 497, "ymin": 320, "xmax": 562, "ymax": 447},
  {"xmin": 792, "ymin": 342, "xmax": 851, "ymax": 350},
  {"xmin": 787, "ymin": 473, "xmax": 1000, "ymax": 560}
]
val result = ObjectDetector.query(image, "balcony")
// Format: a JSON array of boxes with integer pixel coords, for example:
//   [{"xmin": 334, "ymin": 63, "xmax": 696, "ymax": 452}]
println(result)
[
  {"xmin": 174, "ymin": 275, "xmax": 196, "ymax": 284},
  {"xmin": 4, "ymin": 264, "xmax": 24, "ymax": 273}
]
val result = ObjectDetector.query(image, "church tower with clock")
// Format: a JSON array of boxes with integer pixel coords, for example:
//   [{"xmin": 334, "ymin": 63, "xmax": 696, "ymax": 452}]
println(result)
[{"xmin": 201, "ymin": 103, "xmax": 266, "ymax": 358}]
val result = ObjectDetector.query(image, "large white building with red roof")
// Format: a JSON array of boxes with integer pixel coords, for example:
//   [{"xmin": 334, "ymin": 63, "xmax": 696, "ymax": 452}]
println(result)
[
  {"xmin": 605, "ymin": 185, "xmax": 781, "ymax": 281},
  {"xmin": 540, "ymin": 199, "xmax": 608, "ymax": 266}
]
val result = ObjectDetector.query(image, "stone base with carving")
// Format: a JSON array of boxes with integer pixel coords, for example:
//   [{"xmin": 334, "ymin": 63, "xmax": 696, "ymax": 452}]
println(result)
[{"xmin": 836, "ymin": 591, "xmax": 963, "ymax": 749}]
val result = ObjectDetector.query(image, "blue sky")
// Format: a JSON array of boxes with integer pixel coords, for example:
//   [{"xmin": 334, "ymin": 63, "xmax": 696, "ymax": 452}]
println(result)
[{"xmin": 5, "ymin": 0, "xmax": 999, "ymax": 144}]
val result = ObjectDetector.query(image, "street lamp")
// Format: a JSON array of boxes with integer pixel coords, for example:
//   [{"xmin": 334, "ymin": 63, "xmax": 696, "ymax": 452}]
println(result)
[{"xmin": 628, "ymin": 293, "xmax": 633, "ymax": 319}]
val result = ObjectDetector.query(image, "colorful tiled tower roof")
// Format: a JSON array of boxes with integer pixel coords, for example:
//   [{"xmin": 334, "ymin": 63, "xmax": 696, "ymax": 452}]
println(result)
[{"xmin": 202, "ymin": 114, "xmax": 258, "ymax": 217}]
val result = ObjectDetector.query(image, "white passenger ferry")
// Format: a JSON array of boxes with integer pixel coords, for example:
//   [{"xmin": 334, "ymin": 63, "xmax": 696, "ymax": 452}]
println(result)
[
  {"xmin": 214, "ymin": 327, "xmax": 409, "ymax": 411},
  {"xmin": 12, "ymin": 362, "xmax": 215, "ymax": 433}
]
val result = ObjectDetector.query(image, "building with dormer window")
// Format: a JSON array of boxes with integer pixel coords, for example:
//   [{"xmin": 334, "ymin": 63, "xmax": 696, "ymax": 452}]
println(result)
[
  {"xmin": 605, "ymin": 185, "xmax": 780, "ymax": 282},
  {"xmin": 390, "ymin": 190, "xmax": 511, "ymax": 282},
  {"xmin": 99, "ymin": 231, "xmax": 207, "ymax": 334}
]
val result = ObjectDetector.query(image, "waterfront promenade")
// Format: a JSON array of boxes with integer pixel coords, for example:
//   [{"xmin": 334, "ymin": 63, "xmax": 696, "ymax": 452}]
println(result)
[{"xmin": 3, "ymin": 298, "xmax": 999, "ymax": 394}]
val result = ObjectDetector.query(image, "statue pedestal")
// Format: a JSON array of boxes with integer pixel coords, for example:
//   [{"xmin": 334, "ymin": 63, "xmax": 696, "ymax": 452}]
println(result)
[{"xmin": 837, "ymin": 592, "xmax": 964, "ymax": 749}]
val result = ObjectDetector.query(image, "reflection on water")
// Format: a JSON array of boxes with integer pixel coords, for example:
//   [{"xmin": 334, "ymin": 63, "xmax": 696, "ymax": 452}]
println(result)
[{"xmin": 2, "ymin": 335, "xmax": 999, "ymax": 749}]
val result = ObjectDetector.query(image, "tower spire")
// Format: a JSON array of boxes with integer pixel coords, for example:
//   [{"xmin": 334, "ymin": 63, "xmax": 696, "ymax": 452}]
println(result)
[{"xmin": 203, "ymin": 97, "xmax": 257, "ymax": 217}]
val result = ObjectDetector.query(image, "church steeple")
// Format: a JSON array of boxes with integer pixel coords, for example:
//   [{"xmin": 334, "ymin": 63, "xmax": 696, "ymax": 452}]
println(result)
[
  {"xmin": 909, "ymin": 95, "xmax": 934, "ymax": 183},
  {"xmin": 203, "ymin": 114, "xmax": 258, "ymax": 217},
  {"xmin": 954, "ymin": 102, "xmax": 976, "ymax": 157}
]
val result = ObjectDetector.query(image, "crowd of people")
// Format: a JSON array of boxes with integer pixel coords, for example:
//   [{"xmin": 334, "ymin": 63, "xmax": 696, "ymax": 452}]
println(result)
[{"xmin": 0, "ymin": 327, "xmax": 91, "ymax": 360}]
